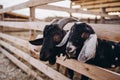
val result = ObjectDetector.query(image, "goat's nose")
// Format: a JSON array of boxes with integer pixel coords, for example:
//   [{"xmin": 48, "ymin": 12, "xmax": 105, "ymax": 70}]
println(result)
[{"xmin": 66, "ymin": 47, "xmax": 72, "ymax": 53}]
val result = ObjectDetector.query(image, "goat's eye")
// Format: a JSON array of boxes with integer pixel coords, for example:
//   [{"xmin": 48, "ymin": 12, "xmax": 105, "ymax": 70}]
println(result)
[{"xmin": 53, "ymin": 34, "xmax": 61, "ymax": 42}]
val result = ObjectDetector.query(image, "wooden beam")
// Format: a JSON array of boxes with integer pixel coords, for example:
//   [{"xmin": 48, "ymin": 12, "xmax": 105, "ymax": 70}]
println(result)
[
  {"xmin": 0, "ymin": 21, "xmax": 48, "ymax": 31},
  {"xmin": 89, "ymin": 7, "xmax": 120, "ymax": 12},
  {"xmin": 4, "ymin": 18, "xmax": 29, "ymax": 21},
  {"xmin": 81, "ymin": 2, "xmax": 120, "ymax": 9},
  {"xmin": 0, "ymin": 47, "xmax": 43, "ymax": 80},
  {"xmin": 0, "ymin": 32, "xmax": 39, "ymax": 55},
  {"xmin": 100, "ymin": 8, "xmax": 106, "ymax": 23},
  {"xmin": 0, "ymin": 32, "xmax": 40, "ymax": 59},
  {"xmin": 4, "ymin": 12, "xmax": 29, "ymax": 19},
  {"xmin": 0, "ymin": 5, "xmax": 4, "ymax": 32},
  {"xmin": 56, "ymin": 56, "xmax": 120, "ymax": 80},
  {"xmin": 37, "ymin": 5, "xmax": 117, "ymax": 18},
  {"xmin": 0, "ymin": 41, "xmax": 70, "ymax": 80},
  {"xmin": 29, "ymin": 6, "xmax": 37, "ymax": 58},
  {"xmin": 75, "ymin": 0, "xmax": 119, "ymax": 6},
  {"xmin": 29, "ymin": 7, "xmax": 36, "ymax": 40},
  {"xmin": 0, "ymin": 0, "xmax": 63, "ymax": 14}
]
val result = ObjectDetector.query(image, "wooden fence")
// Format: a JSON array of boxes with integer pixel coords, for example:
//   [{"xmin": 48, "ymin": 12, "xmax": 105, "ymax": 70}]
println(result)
[{"xmin": 0, "ymin": 0, "xmax": 120, "ymax": 80}]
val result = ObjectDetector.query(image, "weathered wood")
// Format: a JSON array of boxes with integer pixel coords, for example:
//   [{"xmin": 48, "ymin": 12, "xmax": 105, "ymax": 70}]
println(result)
[
  {"xmin": 81, "ymin": 2, "xmax": 120, "ymax": 9},
  {"xmin": 0, "ymin": 5, "xmax": 3, "ymax": 20},
  {"xmin": 89, "ymin": 23, "xmax": 120, "ymax": 42},
  {"xmin": 29, "ymin": 7, "xmax": 36, "ymax": 40},
  {"xmin": 4, "ymin": 18, "xmax": 28, "ymax": 21},
  {"xmin": 0, "ymin": 41, "xmax": 70, "ymax": 80},
  {"xmin": 0, "ymin": 47, "xmax": 43, "ymax": 80},
  {"xmin": 0, "ymin": 21, "xmax": 48, "ymax": 31},
  {"xmin": 56, "ymin": 56, "xmax": 120, "ymax": 80},
  {"xmin": 88, "ymin": 7, "xmax": 120, "ymax": 13},
  {"xmin": 76, "ymin": 0, "xmax": 119, "ymax": 6},
  {"xmin": 100, "ymin": 8, "xmax": 106, "ymax": 23},
  {"xmin": 0, "ymin": 0, "xmax": 63, "ymax": 14},
  {"xmin": 0, "ymin": 32, "xmax": 39, "ymax": 55},
  {"xmin": 0, "ymin": 5, "xmax": 4, "ymax": 32},
  {"xmin": 29, "ymin": 6, "xmax": 38, "ymax": 59},
  {"xmin": 0, "ymin": 21, "xmax": 120, "ymax": 42}
]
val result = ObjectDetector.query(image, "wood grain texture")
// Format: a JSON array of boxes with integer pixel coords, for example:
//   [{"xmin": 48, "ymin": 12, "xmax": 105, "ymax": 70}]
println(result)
[{"xmin": 0, "ymin": 47, "xmax": 43, "ymax": 80}]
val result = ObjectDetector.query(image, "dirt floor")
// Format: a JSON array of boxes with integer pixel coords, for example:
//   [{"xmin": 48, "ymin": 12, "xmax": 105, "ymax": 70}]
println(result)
[{"xmin": 0, "ymin": 51, "xmax": 36, "ymax": 80}]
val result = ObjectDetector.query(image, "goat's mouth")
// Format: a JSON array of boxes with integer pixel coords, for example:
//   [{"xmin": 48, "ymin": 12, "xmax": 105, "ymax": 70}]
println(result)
[{"xmin": 66, "ymin": 50, "xmax": 76, "ymax": 59}]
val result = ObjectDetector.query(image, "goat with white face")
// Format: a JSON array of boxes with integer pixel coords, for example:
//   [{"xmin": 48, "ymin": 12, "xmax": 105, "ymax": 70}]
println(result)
[
  {"xmin": 57, "ymin": 22, "xmax": 120, "ymax": 80},
  {"xmin": 57, "ymin": 22, "xmax": 97, "ymax": 61}
]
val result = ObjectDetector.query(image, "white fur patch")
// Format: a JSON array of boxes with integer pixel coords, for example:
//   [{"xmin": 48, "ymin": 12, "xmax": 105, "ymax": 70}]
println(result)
[
  {"xmin": 112, "ymin": 45, "xmax": 115, "ymax": 49},
  {"xmin": 77, "ymin": 34, "xmax": 98, "ymax": 62},
  {"xmin": 36, "ymin": 34, "xmax": 43, "ymax": 39},
  {"xmin": 66, "ymin": 42, "xmax": 76, "ymax": 53},
  {"xmin": 56, "ymin": 31, "xmax": 70, "ymax": 47},
  {"xmin": 75, "ymin": 22, "xmax": 83, "ymax": 24}
]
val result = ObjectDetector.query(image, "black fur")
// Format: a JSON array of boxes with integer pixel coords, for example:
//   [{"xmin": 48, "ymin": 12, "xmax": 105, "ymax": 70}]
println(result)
[{"xmin": 29, "ymin": 24, "xmax": 66, "ymax": 64}]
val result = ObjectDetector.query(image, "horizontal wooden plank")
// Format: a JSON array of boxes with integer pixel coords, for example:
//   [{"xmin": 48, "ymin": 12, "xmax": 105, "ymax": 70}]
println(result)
[
  {"xmin": 81, "ymin": 2, "xmax": 120, "ymax": 9},
  {"xmin": 75, "ymin": 0, "xmax": 119, "ymax": 6},
  {"xmin": 4, "ymin": 18, "xmax": 29, "ymax": 21},
  {"xmin": 88, "ymin": 7, "xmax": 120, "ymax": 13},
  {"xmin": 0, "ymin": 47, "xmax": 43, "ymax": 80},
  {"xmin": 57, "ymin": 56, "xmax": 120, "ymax": 80},
  {"xmin": 88, "ymin": 23, "xmax": 120, "ymax": 42},
  {"xmin": 0, "ymin": 41, "xmax": 70, "ymax": 80},
  {"xmin": 0, "ymin": 21, "xmax": 120, "ymax": 42},
  {"xmin": 0, "ymin": 0, "xmax": 62, "ymax": 14},
  {"xmin": 37, "ymin": 5, "xmax": 115, "ymax": 17},
  {"xmin": 0, "ymin": 21, "xmax": 49, "ymax": 31},
  {"xmin": 0, "ymin": 32, "xmax": 39, "ymax": 55}
]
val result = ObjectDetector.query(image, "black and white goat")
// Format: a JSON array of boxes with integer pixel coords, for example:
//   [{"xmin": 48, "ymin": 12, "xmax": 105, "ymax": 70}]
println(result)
[{"xmin": 57, "ymin": 22, "xmax": 120, "ymax": 80}]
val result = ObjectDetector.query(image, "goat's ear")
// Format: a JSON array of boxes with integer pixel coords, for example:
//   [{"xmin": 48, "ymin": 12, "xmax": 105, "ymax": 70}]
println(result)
[
  {"xmin": 29, "ymin": 38, "xmax": 43, "ymax": 45},
  {"xmin": 81, "ymin": 32, "xmax": 90, "ymax": 39}
]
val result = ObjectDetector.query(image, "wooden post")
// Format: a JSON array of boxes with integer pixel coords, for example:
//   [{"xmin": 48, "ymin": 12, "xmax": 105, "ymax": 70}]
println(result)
[
  {"xmin": 69, "ymin": 1, "xmax": 72, "ymax": 17},
  {"xmin": 100, "ymin": 7, "xmax": 106, "ymax": 23},
  {"xmin": 87, "ymin": 18, "xmax": 90, "ymax": 23},
  {"xmin": 29, "ymin": 7, "xmax": 38, "ymax": 70},
  {"xmin": 29, "ymin": 7, "xmax": 38, "ymax": 59},
  {"xmin": 29, "ymin": 7, "xmax": 36, "ymax": 40},
  {"xmin": 95, "ymin": 16, "xmax": 97, "ymax": 24},
  {"xmin": 0, "ymin": 5, "xmax": 4, "ymax": 32}
]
